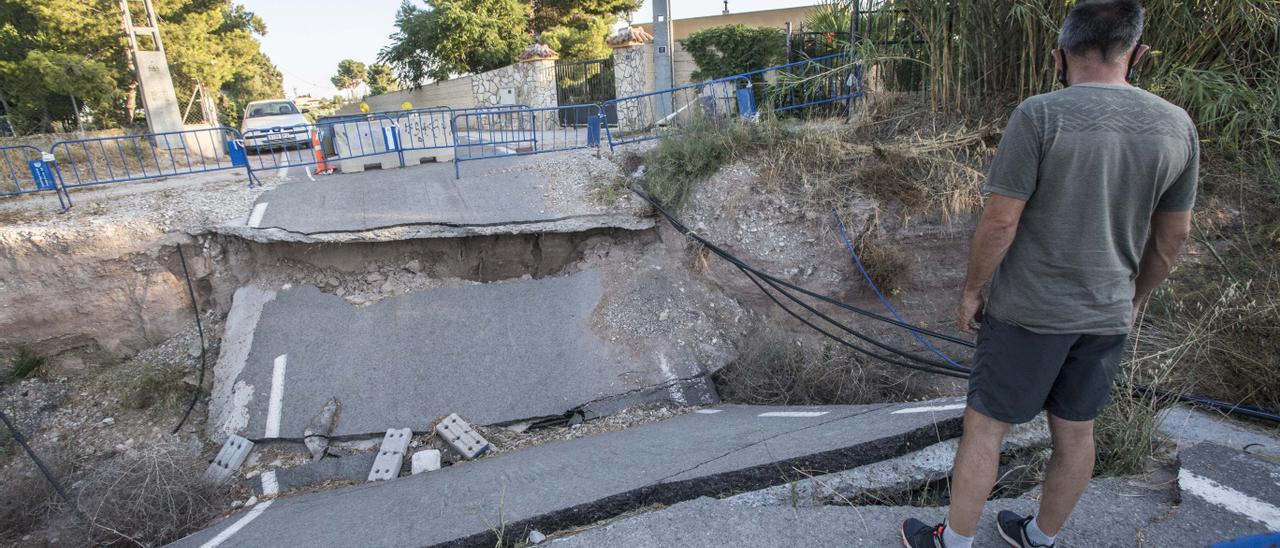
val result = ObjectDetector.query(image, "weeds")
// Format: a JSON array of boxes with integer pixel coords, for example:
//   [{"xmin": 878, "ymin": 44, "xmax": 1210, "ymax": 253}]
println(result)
[
  {"xmin": 124, "ymin": 364, "xmax": 195, "ymax": 411},
  {"xmin": 5, "ymin": 346, "xmax": 47, "ymax": 383},
  {"xmin": 71, "ymin": 443, "xmax": 230, "ymax": 546}
]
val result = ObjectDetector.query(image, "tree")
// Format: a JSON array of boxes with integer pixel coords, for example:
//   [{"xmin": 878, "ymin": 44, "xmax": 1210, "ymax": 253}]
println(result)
[
  {"xmin": 379, "ymin": 0, "xmax": 531, "ymax": 85},
  {"xmin": 683, "ymin": 25, "xmax": 787, "ymax": 81},
  {"xmin": 331, "ymin": 59, "xmax": 368, "ymax": 99},
  {"xmin": 531, "ymin": 0, "xmax": 640, "ymax": 61},
  {"xmin": 0, "ymin": 0, "xmax": 282, "ymax": 132},
  {"xmin": 365, "ymin": 63, "xmax": 401, "ymax": 95}
]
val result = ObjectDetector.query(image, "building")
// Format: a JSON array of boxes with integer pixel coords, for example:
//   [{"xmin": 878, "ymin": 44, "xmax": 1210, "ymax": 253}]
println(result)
[{"xmin": 637, "ymin": 5, "xmax": 822, "ymax": 86}]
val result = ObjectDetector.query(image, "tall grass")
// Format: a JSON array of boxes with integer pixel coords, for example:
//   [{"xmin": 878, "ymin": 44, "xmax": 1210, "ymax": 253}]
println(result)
[{"xmin": 837, "ymin": 0, "xmax": 1280, "ymax": 159}]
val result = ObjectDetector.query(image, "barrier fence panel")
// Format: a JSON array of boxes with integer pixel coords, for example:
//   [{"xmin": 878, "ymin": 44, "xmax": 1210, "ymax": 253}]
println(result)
[
  {"xmin": 245, "ymin": 114, "xmax": 403, "ymax": 175},
  {"xmin": 747, "ymin": 53, "xmax": 861, "ymax": 114},
  {"xmin": 451, "ymin": 104, "xmax": 602, "ymax": 178},
  {"xmin": 602, "ymin": 76, "xmax": 751, "ymax": 149},
  {"xmin": 49, "ymin": 126, "xmax": 246, "ymax": 190},
  {"xmin": 0, "ymin": 145, "xmax": 53, "ymax": 197}
]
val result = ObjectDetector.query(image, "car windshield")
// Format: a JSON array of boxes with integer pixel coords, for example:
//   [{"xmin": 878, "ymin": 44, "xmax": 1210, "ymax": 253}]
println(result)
[{"xmin": 246, "ymin": 101, "xmax": 300, "ymax": 118}]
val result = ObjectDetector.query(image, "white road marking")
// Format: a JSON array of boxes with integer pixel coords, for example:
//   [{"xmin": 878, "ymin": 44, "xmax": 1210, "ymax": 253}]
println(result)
[
  {"xmin": 264, "ymin": 354, "xmax": 287, "ymax": 438},
  {"xmin": 695, "ymin": 409, "xmax": 722, "ymax": 414},
  {"xmin": 199, "ymin": 499, "xmax": 275, "ymax": 548},
  {"xmin": 304, "ymin": 165, "xmax": 314, "ymax": 181},
  {"xmin": 891, "ymin": 403, "xmax": 967, "ymax": 415},
  {"xmin": 275, "ymin": 152, "xmax": 290, "ymax": 179},
  {"xmin": 759, "ymin": 411, "xmax": 829, "ymax": 418},
  {"xmin": 260, "ymin": 470, "xmax": 278, "ymax": 497},
  {"xmin": 1179, "ymin": 469, "xmax": 1280, "ymax": 529},
  {"xmin": 247, "ymin": 202, "xmax": 268, "ymax": 228}
]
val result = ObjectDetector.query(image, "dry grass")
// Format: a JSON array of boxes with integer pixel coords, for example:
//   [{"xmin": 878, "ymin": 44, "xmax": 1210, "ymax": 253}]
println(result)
[
  {"xmin": 0, "ymin": 451, "xmax": 70, "ymax": 543},
  {"xmin": 70, "ymin": 443, "xmax": 231, "ymax": 546},
  {"xmin": 714, "ymin": 326, "xmax": 928, "ymax": 406}
]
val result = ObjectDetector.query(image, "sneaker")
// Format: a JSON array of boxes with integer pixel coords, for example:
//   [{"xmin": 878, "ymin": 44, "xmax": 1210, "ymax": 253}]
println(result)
[
  {"xmin": 900, "ymin": 518, "xmax": 946, "ymax": 547},
  {"xmin": 996, "ymin": 510, "xmax": 1054, "ymax": 547}
]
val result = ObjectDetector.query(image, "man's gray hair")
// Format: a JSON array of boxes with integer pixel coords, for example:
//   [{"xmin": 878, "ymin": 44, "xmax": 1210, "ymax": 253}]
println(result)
[{"xmin": 1058, "ymin": 0, "xmax": 1145, "ymax": 60}]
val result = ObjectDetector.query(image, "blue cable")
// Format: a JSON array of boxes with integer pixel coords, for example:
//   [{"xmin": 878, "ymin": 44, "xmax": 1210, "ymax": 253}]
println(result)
[{"xmin": 832, "ymin": 209, "xmax": 970, "ymax": 372}]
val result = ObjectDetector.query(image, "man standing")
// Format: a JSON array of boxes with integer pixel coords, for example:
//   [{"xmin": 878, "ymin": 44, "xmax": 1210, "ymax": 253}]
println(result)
[{"xmin": 901, "ymin": 1, "xmax": 1198, "ymax": 547}]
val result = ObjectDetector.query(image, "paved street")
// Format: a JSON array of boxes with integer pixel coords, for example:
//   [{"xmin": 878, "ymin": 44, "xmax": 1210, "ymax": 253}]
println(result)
[{"xmin": 174, "ymin": 401, "xmax": 965, "ymax": 547}]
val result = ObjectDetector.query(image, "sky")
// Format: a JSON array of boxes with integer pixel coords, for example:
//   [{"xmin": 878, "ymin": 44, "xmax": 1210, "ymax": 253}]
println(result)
[{"xmin": 240, "ymin": 0, "xmax": 819, "ymax": 98}]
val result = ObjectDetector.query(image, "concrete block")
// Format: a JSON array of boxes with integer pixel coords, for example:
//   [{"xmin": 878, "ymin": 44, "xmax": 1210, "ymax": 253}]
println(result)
[
  {"xmin": 401, "ymin": 149, "xmax": 443, "ymax": 166},
  {"xmin": 206, "ymin": 435, "xmax": 255, "ymax": 484},
  {"xmin": 411, "ymin": 449, "xmax": 442, "ymax": 475},
  {"xmin": 435, "ymin": 413, "xmax": 490, "ymax": 460},
  {"xmin": 367, "ymin": 428, "xmax": 412, "ymax": 482}
]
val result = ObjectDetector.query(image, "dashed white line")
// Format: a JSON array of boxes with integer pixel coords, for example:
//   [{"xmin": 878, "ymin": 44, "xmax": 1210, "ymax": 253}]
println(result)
[
  {"xmin": 199, "ymin": 499, "xmax": 275, "ymax": 548},
  {"xmin": 1179, "ymin": 469, "xmax": 1280, "ymax": 529},
  {"xmin": 758, "ymin": 411, "xmax": 829, "ymax": 418},
  {"xmin": 264, "ymin": 354, "xmax": 287, "ymax": 438},
  {"xmin": 260, "ymin": 470, "xmax": 279, "ymax": 497},
  {"xmin": 275, "ymin": 152, "xmax": 290, "ymax": 179},
  {"xmin": 247, "ymin": 202, "xmax": 268, "ymax": 228},
  {"xmin": 695, "ymin": 409, "xmax": 722, "ymax": 414},
  {"xmin": 891, "ymin": 403, "xmax": 967, "ymax": 415}
]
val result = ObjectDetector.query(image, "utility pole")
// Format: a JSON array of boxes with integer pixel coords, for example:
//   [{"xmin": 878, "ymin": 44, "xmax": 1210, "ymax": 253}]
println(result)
[
  {"xmin": 119, "ymin": 0, "xmax": 184, "ymax": 140},
  {"xmin": 652, "ymin": 0, "xmax": 674, "ymax": 119}
]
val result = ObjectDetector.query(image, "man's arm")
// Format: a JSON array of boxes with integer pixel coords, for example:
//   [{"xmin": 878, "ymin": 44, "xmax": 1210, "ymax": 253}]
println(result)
[
  {"xmin": 956, "ymin": 194, "xmax": 1027, "ymax": 333},
  {"xmin": 1133, "ymin": 210, "xmax": 1192, "ymax": 310}
]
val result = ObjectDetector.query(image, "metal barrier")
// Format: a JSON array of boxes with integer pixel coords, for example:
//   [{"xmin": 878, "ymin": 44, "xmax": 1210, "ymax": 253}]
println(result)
[
  {"xmin": 49, "ymin": 126, "xmax": 248, "ymax": 190},
  {"xmin": 450, "ymin": 104, "xmax": 603, "ymax": 179},
  {"xmin": 745, "ymin": 53, "xmax": 861, "ymax": 114},
  {"xmin": 602, "ymin": 76, "xmax": 752, "ymax": 149},
  {"xmin": 244, "ymin": 114, "xmax": 404, "ymax": 175},
  {"xmin": 1, "ymin": 145, "xmax": 54, "ymax": 196}
]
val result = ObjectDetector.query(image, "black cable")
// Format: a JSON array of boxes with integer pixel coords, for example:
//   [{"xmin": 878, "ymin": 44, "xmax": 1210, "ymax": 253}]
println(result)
[
  {"xmin": 0, "ymin": 408, "xmax": 73, "ymax": 504},
  {"xmin": 632, "ymin": 186, "xmax": 1280, "ymax": 424},
  {"xmin": 739, "ymin": 265, "xmax": 969, "ymax": 378},
  {"xmin": 172, "ymin": 243, "xmax": 207, "ymax": 434}
]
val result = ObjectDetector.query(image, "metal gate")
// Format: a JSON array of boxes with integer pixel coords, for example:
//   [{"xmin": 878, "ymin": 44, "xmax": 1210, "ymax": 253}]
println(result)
[{"xmin": 554, "ymin": 57, "xmax": 618, "ymax": 126}]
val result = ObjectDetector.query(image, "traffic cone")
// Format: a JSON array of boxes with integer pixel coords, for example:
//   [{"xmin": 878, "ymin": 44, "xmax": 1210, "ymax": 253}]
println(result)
[{"xmin": 311, "ymin": 130, "xmax": 331, "ymax": 174}]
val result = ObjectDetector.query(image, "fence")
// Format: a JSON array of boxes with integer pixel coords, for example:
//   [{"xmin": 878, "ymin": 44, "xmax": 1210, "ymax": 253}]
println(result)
[
  {"xmin": 602, "ymin": 76, "xmax": 753, "ymax": 149},
  {"xmin": 451, "ymin": 104, "xmax": 603, "ymax": 178},
  {"xmin": 49, "ymin": 126, "xmax": 245, "ymax": 192},
  {"xmin": 0, "ymin": 51, "xmax": 873, "ymax": 209}
]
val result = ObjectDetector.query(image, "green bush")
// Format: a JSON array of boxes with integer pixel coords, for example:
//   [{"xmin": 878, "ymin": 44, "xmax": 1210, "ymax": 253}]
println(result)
[
  {"xmin": 6, "ymin": 347, "xmax": 46, "ymax": 383},
  {"xmin": 683, "ymin": 24, "xmax": 787, "ymax": 81}
]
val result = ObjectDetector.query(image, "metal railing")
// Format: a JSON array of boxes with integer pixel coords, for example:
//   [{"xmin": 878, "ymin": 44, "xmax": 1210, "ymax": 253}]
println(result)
[
  {"xmin": 244, "ymin": 114, "xmax": 405, "ymax": 174},
  {"xmin": 1, "ymin": 145, "xmax": 54, "ymax": 197},
  {"xmin": 601, "ymin": 75, "xmax": 753, "ymax": 149},
  {"xmin": 49, "ymin": 126, "xmax": 246, "ymax": 190},
  {"xmin": 747, "ymin": 53, "xmax": 862, "ymax": 114},
  {"xmin": 451, "ymin": 104, "xmax": 603, "ymax": 178}
]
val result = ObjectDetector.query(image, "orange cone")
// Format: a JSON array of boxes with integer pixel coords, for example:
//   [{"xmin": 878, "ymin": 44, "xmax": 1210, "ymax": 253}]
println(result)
[{"xmin": 311, "ymin": 129, "xmax": 330, "ymax": 174}]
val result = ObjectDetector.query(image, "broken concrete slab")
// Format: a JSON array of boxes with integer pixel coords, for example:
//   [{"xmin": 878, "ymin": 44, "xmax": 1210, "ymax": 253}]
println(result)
[
  {"xmin": 206, "ymin": 435, "xmax": 255, "ymax": 484},
  {"xmin": 435, "ymin": 414, "xmax": 490, "ymax": 460},
  {"xmin": 208, "ymin": 271, "xmax": 717, "ymax": 440},
  {"xmin": 548, "ymin": 477, "xmax": 1176, "ymax": 548},
  {"xmin": 219, "ymin": 161, "xmax": 652, "ymax": 243},
  {"xmin": 1158, "ymin": 405, "xmax": 1280, "ymax": 459},
  {"xmin": 726, "ymin": 415, "xmax": 1049, "ymax": 508},
  {"xmin": 253, "ymin": 452, "xmax": 377, "ymax": 496},
  {"xmin": 173, "ymin": 400, "xmax": 964, "ymax": 548},
  {"xmin": 411, "ymin": 449, "xmax": 441, "ymax": 475}
]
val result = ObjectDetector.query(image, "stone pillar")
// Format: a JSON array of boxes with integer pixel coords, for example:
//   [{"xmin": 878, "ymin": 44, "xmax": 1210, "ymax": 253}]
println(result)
[{"xmin": 611, "ymin": 43, "xmax": 654, "ymax": 133}]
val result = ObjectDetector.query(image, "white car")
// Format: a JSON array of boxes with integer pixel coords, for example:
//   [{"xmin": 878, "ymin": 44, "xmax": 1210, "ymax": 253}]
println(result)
[{"xmin": 240, "ymin": 99, "xmax": 312, "ymax": 153}]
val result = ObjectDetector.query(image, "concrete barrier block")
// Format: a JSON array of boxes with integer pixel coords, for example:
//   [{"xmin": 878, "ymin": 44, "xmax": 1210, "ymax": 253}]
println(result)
[
  {"xmin": 411, "ymin": 449, "xmax": 442, "ymax": 474},
  {"xmin": 206, "ymin": 435, "xmax": 255, "ymax": 484},
  {"xmin": 435, "ymin": 413, "xmax": 490, "ymax": 460},
  {"xmin": 367, "ymin": 428, "xmax": 412, "ymax": 482}
]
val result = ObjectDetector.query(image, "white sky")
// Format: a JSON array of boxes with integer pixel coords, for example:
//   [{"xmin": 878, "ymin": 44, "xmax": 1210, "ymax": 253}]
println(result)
[{"xmin": 239, "ymin": 0, "xmax": 819, "ymax": 98}]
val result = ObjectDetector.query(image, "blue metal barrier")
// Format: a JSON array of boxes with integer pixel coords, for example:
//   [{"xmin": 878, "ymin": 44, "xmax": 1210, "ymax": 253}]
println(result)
[
  {"xmin": 49, "ymin": 126, "xmax": 247, "ymax": 190},
  {"xmin": 744, "ymin": 53, "xmax": 861, "ymax": 113},
  {"xmin": 1, "ymin": 145, "xmax": 50, "ymax": 196},
  {"xmin": 450, "ymin": 104, "xmax": 602, "ymax": 179},
  {"xmin": 244, "ymin": 114, "xmax": 404, "ymax": 175},
  {"xmin": 602, "ymin": 76, "xmax": 752, "ymax": 149}
]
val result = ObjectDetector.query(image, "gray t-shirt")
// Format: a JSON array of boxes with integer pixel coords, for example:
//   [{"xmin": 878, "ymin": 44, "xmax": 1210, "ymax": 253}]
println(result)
[{"xmin": 984, "ymin": 83, "xmax": 1199, "ymax": 335}]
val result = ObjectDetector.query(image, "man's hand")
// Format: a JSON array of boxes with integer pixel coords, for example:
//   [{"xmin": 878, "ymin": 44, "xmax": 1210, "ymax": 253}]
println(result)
[{"xmin": 957, "ymin": 290, "xmax": 985, "ymax": 333}]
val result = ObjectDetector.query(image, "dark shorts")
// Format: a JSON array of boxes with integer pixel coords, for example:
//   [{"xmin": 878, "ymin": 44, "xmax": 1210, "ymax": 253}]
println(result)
[{"xmin": 967, "ymin": 315, "xmax": 1128, "ymax": 424}]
